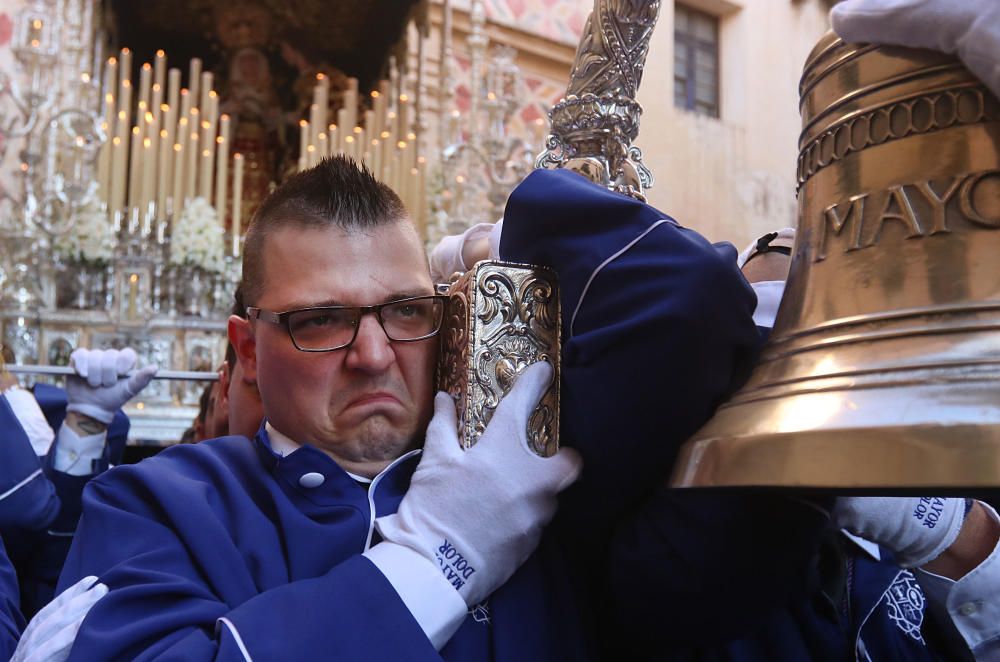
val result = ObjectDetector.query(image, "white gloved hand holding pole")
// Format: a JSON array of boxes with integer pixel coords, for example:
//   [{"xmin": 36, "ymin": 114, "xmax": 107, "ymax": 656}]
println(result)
[
  {"xmin": 831, "ymin": 0, "xmax": 1000, "ymax": 98},
  {"xmin": 66, "ymin": 348, "xmax": 157, "ymax": 425},
  {"xmin": 833, "ymin": 496, "xmax": 968, "ymax": 568},
  {"xmin": 374, "ymin": 361, "xmax": 582, "ymax": 608}
]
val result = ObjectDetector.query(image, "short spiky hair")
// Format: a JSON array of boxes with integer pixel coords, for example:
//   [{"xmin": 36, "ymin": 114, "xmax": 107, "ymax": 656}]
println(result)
[{"xmin": 239, "ymin": 156, "xmax": 408, "ymax": 306}]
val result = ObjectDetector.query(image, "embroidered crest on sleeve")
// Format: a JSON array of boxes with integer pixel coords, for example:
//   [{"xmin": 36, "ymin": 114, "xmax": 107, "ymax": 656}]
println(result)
[{"xmin": 884, "ymin": 570, "xmax": 926, "ymax": 644}]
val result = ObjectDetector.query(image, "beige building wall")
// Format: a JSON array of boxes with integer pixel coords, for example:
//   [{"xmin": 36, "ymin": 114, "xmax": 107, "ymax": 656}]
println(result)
[
  {"xmin": 637, "ymin": 0, "xmax": 832, "ymax": 246},
  {"xmin": 425, "ymin": 0, "xmax": 833, "ymax": 247}
]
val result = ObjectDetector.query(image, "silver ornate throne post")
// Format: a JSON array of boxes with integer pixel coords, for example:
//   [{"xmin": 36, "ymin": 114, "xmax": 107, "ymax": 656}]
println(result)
[
  {"xmin": 536, "ymin": 0, "xmax": 661, "ymax": 201},
  {"xmin": 437, "ymin": 0, "xmax": 662, "ymax": 456}
]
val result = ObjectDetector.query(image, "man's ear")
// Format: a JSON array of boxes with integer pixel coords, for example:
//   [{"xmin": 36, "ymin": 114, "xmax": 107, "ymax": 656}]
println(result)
[{"xmin": 228, "ymin": 315, "xmax": 257, "ymax": 383}]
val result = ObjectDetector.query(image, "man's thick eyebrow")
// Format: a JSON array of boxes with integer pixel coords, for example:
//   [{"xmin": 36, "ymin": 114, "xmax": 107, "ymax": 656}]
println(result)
[{"xmin": 277, "ymin": 291, "xmax": 436, "ymax": 311}]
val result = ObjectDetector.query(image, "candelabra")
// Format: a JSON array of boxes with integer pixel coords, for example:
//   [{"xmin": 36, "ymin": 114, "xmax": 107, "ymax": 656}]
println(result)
[
  {"xmin": 429, "ymin": 0, "xmax": 535, "ymax": 242},
  {"xmin": 0, "ymin": 0, "xmax": 103, "ymax": 313}
]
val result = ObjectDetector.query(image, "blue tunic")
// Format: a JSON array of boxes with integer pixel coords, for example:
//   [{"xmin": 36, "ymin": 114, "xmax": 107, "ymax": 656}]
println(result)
[
  {"xmin": 0, "ymin": 537, "xmax": 25, "ymax": 660},
  {"xmin": 59, "ymin": 169, "xmax": 767, "ymax": 659},
  {"xmin": 0, "ymin": 385, "xmax": 130, "ymax": 618},
  {"xmin": 60, "ymin": 432, "xmax": 583, "ymax": 660}
]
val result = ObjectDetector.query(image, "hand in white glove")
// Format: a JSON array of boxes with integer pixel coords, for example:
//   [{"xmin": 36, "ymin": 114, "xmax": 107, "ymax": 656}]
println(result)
[
  {"xmin": 831, "ymin": 0, "xmax": 1000, "ymax": 98},
  {"xmin": 428, "ymin": 221, "xmax": 503, "ymax": 283},
  {"xmin": 375, "ymin": 361, "xmax": 582, "ymax": 607},
  {"xmin": 11, "ymin": 575, "xmax": 108, "ymax": 662},
  {"xmin": 66, "ymin": 348, "xmax": 157, "ymax": 424},
  {"xmin": 833, "ymin": 496, "xmax": 967, "ymax": 568}
]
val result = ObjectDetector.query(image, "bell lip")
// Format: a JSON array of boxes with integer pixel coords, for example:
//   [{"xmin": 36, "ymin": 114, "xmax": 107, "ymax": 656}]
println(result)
[{"xmin": 670, "ymin": 424, "xmax": 1000, "ymax": 489}]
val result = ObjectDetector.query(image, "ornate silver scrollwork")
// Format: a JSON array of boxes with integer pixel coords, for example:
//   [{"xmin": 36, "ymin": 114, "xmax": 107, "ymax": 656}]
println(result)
[
  {"xmin": 536, "ymin": 0, "xmax": 660, "ymax": 201},
  {"xmin": 437, "ymin": 261, "xmax": 560, "ymax": 457}
]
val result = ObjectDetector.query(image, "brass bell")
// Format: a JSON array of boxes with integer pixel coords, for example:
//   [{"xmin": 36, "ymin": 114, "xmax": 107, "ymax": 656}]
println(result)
[{"xmin": 672, "ymin": 33, "xmax": 1000, "ymax": 488}]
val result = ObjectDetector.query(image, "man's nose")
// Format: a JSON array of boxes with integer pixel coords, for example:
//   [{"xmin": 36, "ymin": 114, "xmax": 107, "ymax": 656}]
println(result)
[{"xmin": 344, "ymin": 313, "xmax": 395, "ymax": 373}]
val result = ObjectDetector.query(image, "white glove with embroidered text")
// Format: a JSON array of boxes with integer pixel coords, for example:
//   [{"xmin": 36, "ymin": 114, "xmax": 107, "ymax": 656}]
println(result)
[
  {"xmin": 66, "ymin": 348, "xmax": 157, "ymax": 424},
  {"xmin": 374, "ymin": 361, "xmax": 582, "ymax": 607},
  {"xmin": 831, "ymin": 0, "xmax": 1000, "ymax": 98},
  {"xmin": 11, "ymin": 575, "xmax": 108, "ymax": 662},
  {"xmin": 833, "ymin": 496, "xmax": 967, "ymax": 568}
]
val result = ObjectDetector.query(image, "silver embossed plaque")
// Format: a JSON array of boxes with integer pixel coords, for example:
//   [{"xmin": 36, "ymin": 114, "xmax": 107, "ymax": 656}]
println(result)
[{"xmin": 437, "ymin": 260, "xmax": 560, "ymax": 457}]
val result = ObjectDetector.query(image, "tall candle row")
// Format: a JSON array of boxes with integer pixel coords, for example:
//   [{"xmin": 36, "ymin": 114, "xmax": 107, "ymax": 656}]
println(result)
[
  {"xmin": 95, "ymin": 48, "xmax": 242, "ymax": 251},
  {"xmin": 296, "ymin": 65, "xmax": 426, "ymax": 235}
]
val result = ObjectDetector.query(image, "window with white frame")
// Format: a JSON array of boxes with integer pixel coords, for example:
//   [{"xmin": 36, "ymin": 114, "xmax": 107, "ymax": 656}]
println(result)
[{"xmin": 674, "ymin": 4, "xmax": 720, "ymax": 118}]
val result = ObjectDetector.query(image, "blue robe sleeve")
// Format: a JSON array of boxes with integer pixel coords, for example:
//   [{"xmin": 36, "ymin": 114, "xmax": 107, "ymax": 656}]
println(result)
[
  {"xmin": 0, "ymin": 537, "xmax": 26, "ymax": 660},
  {"xmin": 3, "ymin": 392, "xmax": 130, "ymax": 618},
  {"xmin": 500, "ymin": 169, "xmax": 762, "ymax": 529},
  {"xmin": 58, "ymin": 476, "xmax": 441, "ymax": 661},
  {"xmin": 501, "ymin": 170, "xmax": 831, "ymax": 650},
  {"xmin": 0, "ymin": 395, "xmax": 60, "ymax": 530}
]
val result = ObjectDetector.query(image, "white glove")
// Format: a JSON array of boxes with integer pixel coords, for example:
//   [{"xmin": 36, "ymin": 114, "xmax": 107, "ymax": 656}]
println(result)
[
  {"xmin": 831, "ymin": 0, "xmax": 1000, "ymax": 98},
  {"xmin": 833, "ymin": 496, "xmax": 967, "ymax": 568},
  {"xmin": 11, "ymin": 575, "xmax": 108, "ymax": 662},
  {"xmin": 428, "ymin": 221, "xmax": 503, "ymax": 283},
  {"xmin": 375, "ymin": 361, "xmax": 582, "ymax": 607},
  {"xmin": 66, "ymin": 348, "xmax": 158, "ymax": 424}
]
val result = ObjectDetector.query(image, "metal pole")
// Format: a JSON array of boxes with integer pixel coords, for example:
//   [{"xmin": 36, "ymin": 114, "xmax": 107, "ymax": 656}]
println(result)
[{"xmin": 3, "ymin": 364, "xmax": 219, "ymax": 381}]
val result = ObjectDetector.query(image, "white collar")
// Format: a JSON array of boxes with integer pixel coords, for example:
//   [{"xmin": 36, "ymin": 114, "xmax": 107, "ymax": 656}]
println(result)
[{"xmin": 264, "ymin": 421, "xmax": 374, "ymax": 484}]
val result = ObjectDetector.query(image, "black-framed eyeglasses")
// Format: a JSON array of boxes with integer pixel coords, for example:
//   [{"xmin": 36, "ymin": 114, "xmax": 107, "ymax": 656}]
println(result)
[{"xmin": 246, "ymin": 295, "xmax": 448, "ymax": 352}]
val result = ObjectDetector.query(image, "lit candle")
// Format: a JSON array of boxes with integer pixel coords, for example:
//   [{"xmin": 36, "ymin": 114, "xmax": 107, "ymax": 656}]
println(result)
[
  {"xmin": 203, "ymin": 91, "xmax": 219, "ymax": 179},
  {"xmin": 118, "ymin": 48, "xmax": 132, "ymax": 111},
  {"xmin": 104, "ymin": 56, "xmax": 118, "ymax": 105},
  {"xmin": 397, "ymin": 94, "xmax": 410, "ymax": 142},
  {"xmin": 328, "ymin": 125, "xmax": 338, "ymax": 158},
  {"xmin": 298, "ymin": 120, "xmax": 309, "ymax": 171},
  {"xmin": 200, "ymin": 71, "xmax": 213, "ymax": 118},
  {"xmin": 188, "ymin": 58, "xmax": 202, "ymax": 108},
  {"xmin": 97, "ymin": 119, "xmax": 111, "ymax": 204},
  {"xmin": 118, "ymin": 79, "xmax": 132, "ymax": 140},
  {"xmin": 215, "ymin": 114, "xmax": 231, "ymax": 222},
  {"xmin": 314, "ymin": 73, "xmax": 329, "ymax": 134},
  {"xmin": 128, "ymin": 273, "xmax": 138, "ymax": 320},
  {"xmin": 171, "ymin": 141, "xmax": 184, "ymax": 222},
  {"xmin": 309, "ymin": 103, "xmax": 321, "ymax": 148},
  {"xmin": 153, "ymin": 50, "xmax": 167, "ymax": 95},
  {"xmin": 158, "ymin": 128, "xmax": 171, "ymax": 220},
  {"xmin": 186, "ymin": 121, "xmax": 199, "ymax": 202},
  {"xmin": 110, "ymin": 136, "xmax": 125, "ymax": 228},
  {"xmin": 200, "ymin": 119, "xmax": 213, "ymax": 198},
  {"xmin": 354, "ymin": 127, "xmax": 365, "ymax": 162},
  {"xmin": 317, "ymin": 133, "xmax": 328, "ymax": 163},
  {"xmin": 371, "ymin": 138, "xmax": 383, "ymax": 178},
  {"xmin": 344, "ymin": 77, "xmax": 359, "ymax": 134},
  {"xmin": 232, "ymin": 153, "xmax": 244, "ymax": 256},
  {"xmin": 141, "ymin": 136, "xmax": 156, "ymax": 233},
  {"xmin": 167, "ymin": 68, "xmax": 181, "ymax": 114},
  {"xmin": 178, "ymin": 88, "xmax": 191, "ymax": 123},
  {"xmin": 200, "ymin": 147, "xmax": 213, "ymax": 204},
  {"xmin": 336, "ymin": 108, "xmax": 349, "ymax": 153},
  {"xmin": 151, "ymin": 83, "xmax": 163, "ymax": 124},
  {"xmin": 128, "ymin": 125, "xmax": 142, "ymax": 212},
  {"xmin": 138, "ymin": 63, "xmax": 152, "ymax": 112}
]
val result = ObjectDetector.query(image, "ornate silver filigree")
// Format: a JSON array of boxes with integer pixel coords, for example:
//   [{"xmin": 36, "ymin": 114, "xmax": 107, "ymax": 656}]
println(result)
[
  {"xmin": 437, "ymin": 261, "xmax": 560, "ymax": 457},
  {"xmin": 536, "ymin": 0, "xmax": 660, "ymax": 201}
]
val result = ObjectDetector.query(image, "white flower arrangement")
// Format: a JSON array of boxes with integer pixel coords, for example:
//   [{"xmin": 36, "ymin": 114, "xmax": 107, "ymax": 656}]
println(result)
[
  {"xmin": 54, "ymin": 198, "xmax": 115, "ymax": 264},
  {"xmin": 170, "ymin": 197, "xmax": 226, "ymax": 274}
]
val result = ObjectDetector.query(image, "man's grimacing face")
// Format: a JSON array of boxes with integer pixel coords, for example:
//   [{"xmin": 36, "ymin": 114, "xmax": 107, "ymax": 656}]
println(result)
[{"xmin": 232, "ymin": 220, "xmax": 438, "ymax": 473}]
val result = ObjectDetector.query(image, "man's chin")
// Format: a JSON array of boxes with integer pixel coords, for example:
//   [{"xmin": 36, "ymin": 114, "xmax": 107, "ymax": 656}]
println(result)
[{"xmin": 350, "ymin": 418, "xmax": 419, "ymax": 461}]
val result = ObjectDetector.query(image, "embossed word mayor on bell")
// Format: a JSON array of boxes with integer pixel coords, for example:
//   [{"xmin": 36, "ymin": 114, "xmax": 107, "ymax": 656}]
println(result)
[
  {"xmin": 672, "ymin": 34, "xmax": 1000, "ymax": 488},
  {"xmin": 437, "ymin": 261, "xmax": 561, "ymax": 457}
]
